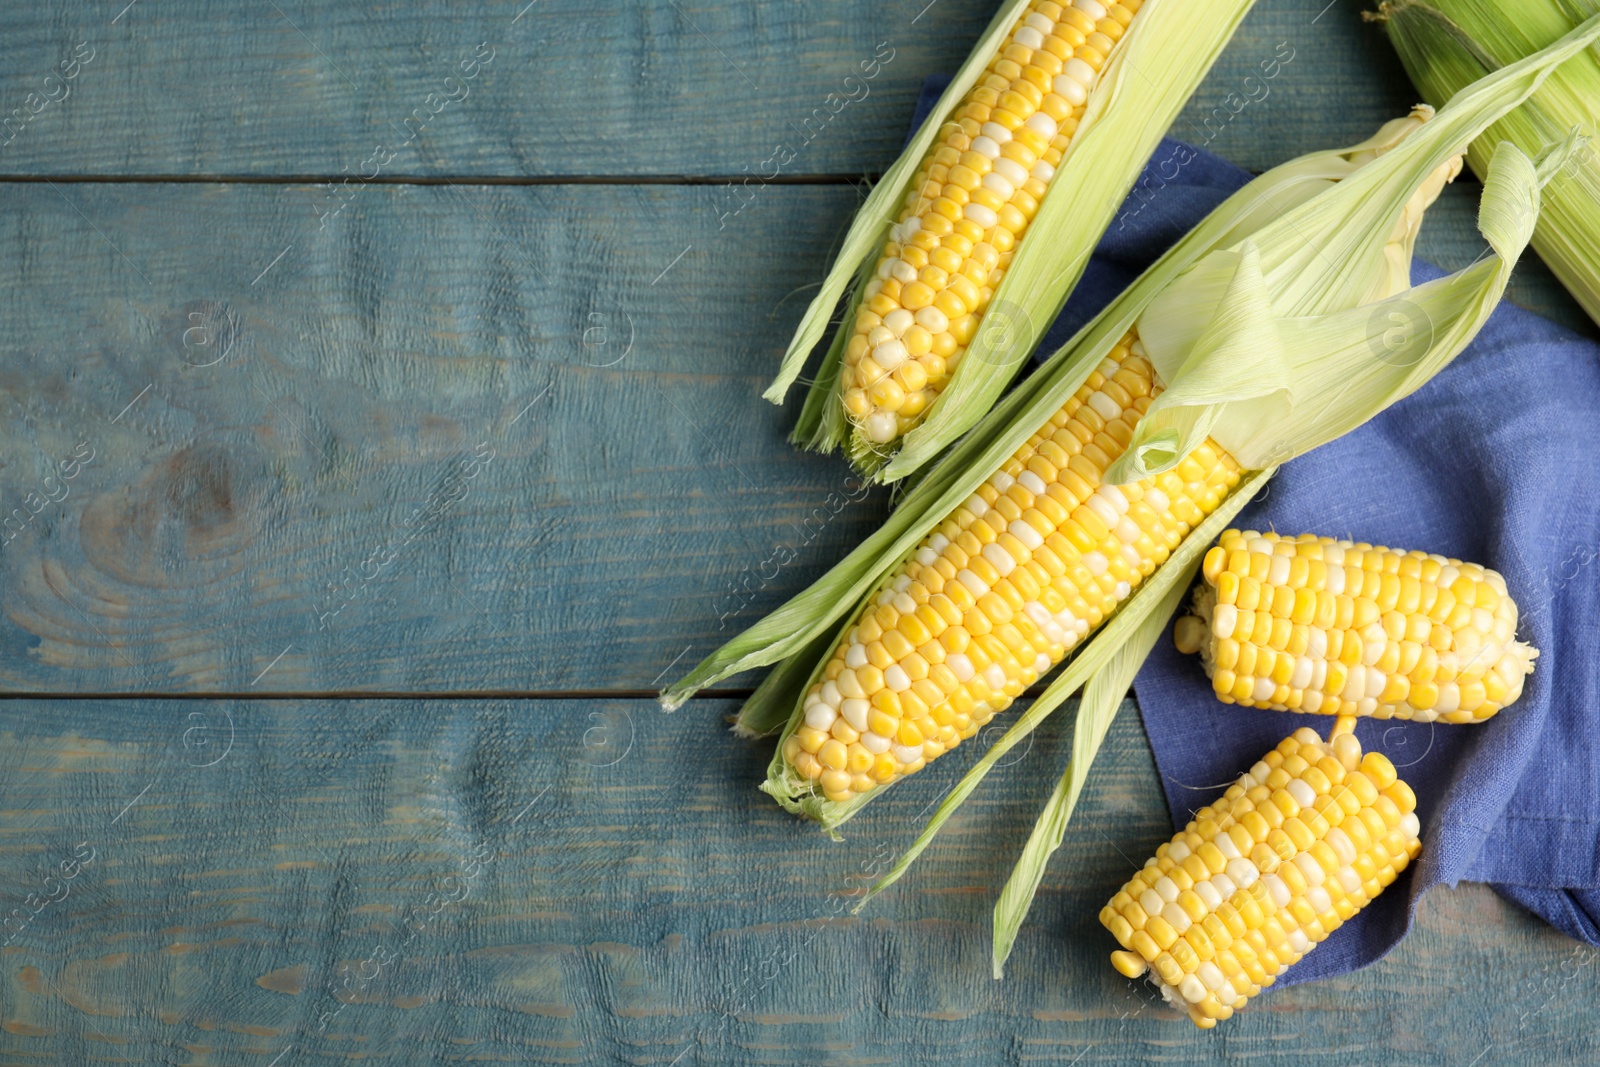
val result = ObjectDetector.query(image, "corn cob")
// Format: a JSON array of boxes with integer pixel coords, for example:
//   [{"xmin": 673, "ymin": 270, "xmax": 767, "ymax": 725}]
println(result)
[
  {"xmin": 842, "ymin": 0, "xmax": 1144, "ymax": 449},
  {"xmin": 1100, "ymin": 722, "xmax": 1422, "ymax": 1028},
  {"xmin": 1173, "ymin": 531, "xmax": 1537, "ymax": 723},
  {"xmin": 782, "ymin": 328, "xmax": 1244, "ymax": 803},
  {"xmin": 1378, "ymin": 0, "xmax": 1600, "ymax": 330}
]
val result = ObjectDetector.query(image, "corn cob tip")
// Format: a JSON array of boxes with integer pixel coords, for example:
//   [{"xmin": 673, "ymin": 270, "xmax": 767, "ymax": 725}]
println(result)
[
  {"xmin": 1178, "ymin": 531, "xmax": 1536, "ymax": 723},
  {"xmin": 838, "ymin": 0, "xmax": 1145, "ymax": 459},
  {"xmin": 1100, "ymin": 722, "xmax": 1422, "ymax": 1027},
  {"xmin": 729, "ymin": 717, "xmax": 766, "ymax": 740}
]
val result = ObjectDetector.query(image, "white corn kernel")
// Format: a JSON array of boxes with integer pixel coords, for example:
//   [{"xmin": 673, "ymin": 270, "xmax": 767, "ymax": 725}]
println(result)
[
  {"xmin": 964, "ymin": 203, "xmax": 999, "ymax": 228},
  {"xmin": 883, "ymin": 308, "xmax": 915, "ymax": 335},
  {"xmin": 841, "ymin": 699, "xmax": 870, "ymax": 732},
  {"xmin": 805, "ymin": 704, "xmax": 837, "ymax": 730},
  {"xmin": 982, "ymin": 172, "xmax": 1016, "ymax": 200},
  {"xmin": 1064, "ymin": 57, "xmax": 1097, "ymax": 87},
  {"xmin": 1052, "ymin": 73, "xmax": 1088, "ymax": 107},
  {"xmin": 984, "ymin": 663, "xmax": 1007, "ymax": 691},
  {"xmin": 914, "ymin": 305, "xmax": 949, "ymax": 333},
  {"xmin": 994, "ymin": 157, "xmax": 1030, "ymax": 185},
  {"xmin": 1226, "ymin": 858, "xmax": 1260, "ymax": 888},
  {"xmin": 979, "ymin": 121, "xmax": 1013, "ymax": 145},
  {"xmin": 982, "ymin": 541, "xmax": 1017, "ymax": 577}
]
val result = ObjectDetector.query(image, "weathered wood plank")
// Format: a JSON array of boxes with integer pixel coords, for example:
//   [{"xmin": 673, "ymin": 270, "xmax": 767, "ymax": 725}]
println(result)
[
  {"xmin": 0, "ymin": 181, "xmax": 892, "ymax": 693},
  {"xmin": 0, "ymin": 1, "xmax": 1441, "ymax": 180},
  {"xmin": 0, "ymin": 697, "xmax": 1589, "ymax": 1065},
  {"xmin": 0, "ymin": 179, "xmax": 1581, "ymax": 695},
  {"xmin": 1172, "ymin": 0, "xmax": 1422, "ymax": 176},
  {"xmin": 0, "ymin": 0, "xmax": 990, "ymax": 179}
]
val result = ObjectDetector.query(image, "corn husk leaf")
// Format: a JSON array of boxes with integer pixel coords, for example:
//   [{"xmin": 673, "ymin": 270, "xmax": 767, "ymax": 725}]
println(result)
[
  {"xmin": 770, "ymin": 0, "xmax": 1262, "ymax": 477},
  {"xmin": 731, "ymin": 612, "xmax": 854, "ymax": 740},
  {"xmin": 988, "ymin": 560, "xmax": 1197, "ymax": 979},
  {"xmin": 1109, "ymin": 135, "xmax": 1568, "ymax": 481},
  {"xmin": 1379, "ymin": 0, "xmax": 1600, "ymax": 328},
  {"xmin": 788, "ymin": 253, "xmax": 876, "ymax": 452}
]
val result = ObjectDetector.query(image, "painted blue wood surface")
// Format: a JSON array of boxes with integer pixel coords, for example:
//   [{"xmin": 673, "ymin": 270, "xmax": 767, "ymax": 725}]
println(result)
[
  {"xmin": 0, "ymin": 0, "xmax": 1593, "ymax": 1062},
  {"xmin": 0, "ymin": 698, "xmax": 1591, "ymax": 1065},
  {"xmin": 0, "ymin": 0, "xmax": 1418, "ymax": 178}
]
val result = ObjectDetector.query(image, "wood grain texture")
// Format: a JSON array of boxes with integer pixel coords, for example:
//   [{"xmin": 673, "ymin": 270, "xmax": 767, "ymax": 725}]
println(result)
[
  {"xmin": 0, "ymin": 696, "xmax": 1590, "ymax": 1066},
  {"xmin": 0, "ymin": 0, "xmax": 1469, "ymax": 180},
  {"xmin": 0, "ymin": 0, "xmax": 992, "ymax": 179},
  {"xmin": 0, "ymin": 179, "xmax": 1583, "ymax": 695},
  {"xmin": 0, "ymin": 181, "xmax": 893, "ymax": 694},
  {"xmin": 0, "ymin": 1, "xmax": 1592, "ymax": 1060}
]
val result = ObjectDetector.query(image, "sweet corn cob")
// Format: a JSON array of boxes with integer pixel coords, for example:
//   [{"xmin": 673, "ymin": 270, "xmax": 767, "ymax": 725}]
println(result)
[
  {"xmin": 842, "ymin": 0, "xmax": 1143, "ymax": 448},
  {"xmin": 781, "ymin": 328, "xmax": 1244, "ymax": 803},
  {"xmin": 1379, "ymin": 0, "xmax": 1600, "ymax": 329},
  {"xmin": 1100, "ymin": 722, "xmax": 1422, "ymax": 1028},
  {"xmin": 1173, "ymin": 531, "xmax": 1537, "ymax": 723}
]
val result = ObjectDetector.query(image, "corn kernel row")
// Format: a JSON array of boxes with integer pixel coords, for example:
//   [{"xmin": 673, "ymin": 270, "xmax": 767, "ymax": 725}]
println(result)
[{"xmin": 842, "ymin": 0, "xmax": 1144, "ymax": 447}]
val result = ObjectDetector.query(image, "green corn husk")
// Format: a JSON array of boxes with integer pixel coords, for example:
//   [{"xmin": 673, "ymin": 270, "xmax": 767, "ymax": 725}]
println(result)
[
  {"xmin": 665, "ymin": 15, "xmax": 1596, "ymax": 965},
  {"xmin": 770, "ymin": 0, "xmax": 1262, "ymax": 482},
  {"xmin": 1377, "ymin": 0, "xmax": 1600, "ymax": 327}
]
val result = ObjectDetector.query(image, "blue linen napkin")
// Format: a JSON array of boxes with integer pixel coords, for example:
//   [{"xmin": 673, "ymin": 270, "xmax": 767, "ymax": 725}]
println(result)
[{"xmin": 909, "ymin": 77, "xmax": 1600, "ymax": 984}]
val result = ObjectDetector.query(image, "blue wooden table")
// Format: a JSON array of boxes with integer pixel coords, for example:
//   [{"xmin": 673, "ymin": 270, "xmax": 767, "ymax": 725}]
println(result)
[{"xmin": 0, "ymin": 2, "xmax": 1593, "ymax": 1064}]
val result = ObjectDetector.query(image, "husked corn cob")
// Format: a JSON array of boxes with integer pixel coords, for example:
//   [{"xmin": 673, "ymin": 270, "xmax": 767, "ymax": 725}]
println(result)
[
  {"xmin": 1173, "ymin": 531, "xmax": 1537, "ymax": 723},
  {"xmin": 842, "ymin": 0, "xmax": 1143, "ymax": 447},
  {"xmin": 1100, "ymin": 722, "xmax": 1422, "ymax": 1028},
  {"xmin": 781, "ymin": 328, "xmax": 1244, "ymax": 803}
]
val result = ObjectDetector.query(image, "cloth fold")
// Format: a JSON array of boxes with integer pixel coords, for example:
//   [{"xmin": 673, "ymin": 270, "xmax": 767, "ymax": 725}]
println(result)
[{"xmin": 910, "ymin": 76, "xmax": 1600, "ymax": 984}]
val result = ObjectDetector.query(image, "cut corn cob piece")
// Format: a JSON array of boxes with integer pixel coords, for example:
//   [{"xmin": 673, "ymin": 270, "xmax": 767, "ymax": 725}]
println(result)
[
  {"xmin": 780, "ymin": 328, "xmax": 1244, "ymax": 803},
  {"xmin": 843, "ymin": 0, "xmax": 1145, "ymax": 449},
  {"xmin": 1100, "ymin": 721, "xmax": 1422, "ymax": 1028},
  {"xmin": 1174, "ymin": 531, "xmax": 1537, "ymax": 723}
]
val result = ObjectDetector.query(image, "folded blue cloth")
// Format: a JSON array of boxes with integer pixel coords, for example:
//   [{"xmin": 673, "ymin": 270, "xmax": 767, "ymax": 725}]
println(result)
[{"xmin": 911, "ymin": 77, "xmax": 1600, "ymax": 983}]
